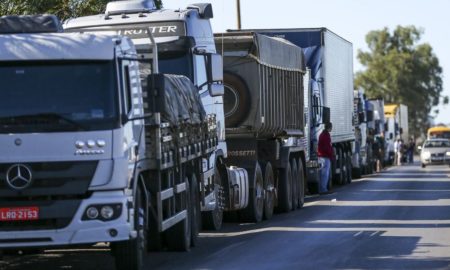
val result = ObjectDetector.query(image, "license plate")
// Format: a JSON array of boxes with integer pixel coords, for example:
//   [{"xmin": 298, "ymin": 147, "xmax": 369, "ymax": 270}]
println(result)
[{"xmin": 0, "ymin": 207, "xmax": 39, "ymax": 221}]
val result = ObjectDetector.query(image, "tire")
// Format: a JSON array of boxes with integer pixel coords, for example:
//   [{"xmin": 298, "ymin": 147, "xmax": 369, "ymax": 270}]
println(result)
[
  {"xmin": 166, "ymin": 179, "xmax": 191, "ymax": 251},
  {"xmin": 202, "ymin": 166, "xmax": 224, "ymax": 231},
  {"xmin": 223, "ymin": 72, "xmax": 251, "ymax": 127},
  {"xmin": 337, "ymin": 149, "xmax": 345, "ymax": 185},
  {"xmin": 346, "ymin": 153, "xmax": 352, "ymax": 184},
  {"xmin": 291, "ymin": 159, "xmax": 299, "ymax": 210},
  {"xmin": 297, "ymin": 159, "xmax": 306, "ymax": 208},
  {"xmin": 189, "ymin": 174, "xmax": 201, "ymax": 247},
  {"xmin": 353, "ymin": 167, "xmax": 362, "ymax": 179},
  {"xmin": 421, "ymin": 163, "xmax": 426, "ymax": 168},
  {"xmin": 262, "ymin": 162, "xmax": 275, "ymax": 220},
  {"xmin": 332, "ymin": 148, "xmax": 343, "ymax": 185},
  {"xmin": 112, "ymin": 182, "xmax": 147, "ymax": 270},
  {"xmin": 239, "ymin": 162, "xmax": 264, "ymax": 223},
  {"xmin": 276, "ymin": 162, "xmax": 293, "ymax": 213}
]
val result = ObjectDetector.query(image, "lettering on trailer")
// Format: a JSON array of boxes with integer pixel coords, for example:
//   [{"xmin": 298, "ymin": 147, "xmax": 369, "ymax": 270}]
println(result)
[
  {"xmin": 228, "ymin": 150, "xmax": 256, "ymax": 157},
  {"xmin": 82, "ymin": 22, "xmax": 186, "ymax": 39}
]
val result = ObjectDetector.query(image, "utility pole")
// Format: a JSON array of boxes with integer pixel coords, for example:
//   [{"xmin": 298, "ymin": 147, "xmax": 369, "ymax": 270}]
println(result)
[{"xmin": 236, "ymin": 0, "xmax": 241, "ymax": 30}]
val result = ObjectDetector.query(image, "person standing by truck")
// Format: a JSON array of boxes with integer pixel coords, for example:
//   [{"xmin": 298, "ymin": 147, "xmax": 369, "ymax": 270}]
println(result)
[{"xmin": 318, "ymin": 123, "xmax": 333, "ymax": 194}]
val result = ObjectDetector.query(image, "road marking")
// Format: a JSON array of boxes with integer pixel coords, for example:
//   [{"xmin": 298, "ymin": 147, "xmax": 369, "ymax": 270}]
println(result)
[{"xmin": 305, "ymin": 199, "xmax": 450, "ymax": 207}]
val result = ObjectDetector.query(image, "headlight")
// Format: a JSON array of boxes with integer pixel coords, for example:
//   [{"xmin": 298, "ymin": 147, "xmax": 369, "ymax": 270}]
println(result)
[
  {"xmin": 446, "ymin": 152, "xmax": 450, "ymax": 156},
  {"xmin": 422, "ymin": 151, "xmax": 431, "ymax": 159}
]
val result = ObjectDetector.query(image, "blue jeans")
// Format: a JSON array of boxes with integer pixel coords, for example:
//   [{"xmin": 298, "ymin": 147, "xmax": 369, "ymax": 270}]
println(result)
[{"xmin": 319, "ymin": 157, "xmax": 331, "ymax": 193}]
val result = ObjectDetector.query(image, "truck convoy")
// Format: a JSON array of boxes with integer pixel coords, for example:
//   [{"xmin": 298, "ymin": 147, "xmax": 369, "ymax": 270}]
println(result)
[
  {"xmin": 0, "ymin": 2, "xmax": 360, "ymax": 269},
  {"xmin": 231, "ymin": 28, "xmax": 355, "ymax": 191}
]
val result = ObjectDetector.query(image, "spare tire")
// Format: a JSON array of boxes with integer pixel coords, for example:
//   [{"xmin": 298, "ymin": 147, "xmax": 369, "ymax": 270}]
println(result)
[{"xmin": 223, "ymin": 72, "xmax": 251, "ymax": 127}]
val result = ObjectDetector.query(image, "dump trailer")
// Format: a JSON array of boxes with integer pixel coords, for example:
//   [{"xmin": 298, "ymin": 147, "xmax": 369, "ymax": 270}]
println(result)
[
  {"xmin": 230, "ymin": 28, "xmax": 355, "ymax": 191},
  {"xmin": 0, "ymin": 14, "xmax": 219, "ymax": 270},
  {"xmin": 215, "ymin": 32, "xmax": 307, "ymax": 219}
]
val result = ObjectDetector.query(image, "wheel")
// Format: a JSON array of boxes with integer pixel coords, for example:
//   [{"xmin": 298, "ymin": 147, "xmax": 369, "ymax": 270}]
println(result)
[
  {"xmin": 112, "ymin": 181, "xmax": 147, "ymax": 270},
  {"xmin": 276, "ymin": 162, "xmax": 293, "ymax": 213},
  {"xmin": 223, "ymin": 72, "xmax": 251, "ymax": 127},
  {"xmin": 297, "ymin": 159, "xmax": 306, "ymax": 208},
  {"xmin": 291, "ymin": 159, "xmax": 299, "ymax": 210},
  {"xmin": 262, "ymin": 162, "xmax": 275, "ymax": 220},
  {"xmin": 352, "ymin": 166, "xmax": 362, "ymax": 179},
  {"xmin": 166, "ymin": 178, "xmax": 191, "ymax": 251},
  {"xmin": 346, "ymin": 153, "xmax": 352, "ymax": 184},
  {"xmin": 189, "ymin": 174, "xmax": 201, "ymax": 247},
  {"xmin": 421, "ymin": 163, "xmax": 426, "ymax": 168},
  {"xmin": 202, "ymin": 166, "xmax": 224, "ymax": 231},
  {"xmin": 239, "ymin": 162, "xmax": 264, "ymax": 223},
  {"xmin": 340, "ymin": 151, "xmax": 348, "ymax": 185},
  {"xmin": 333, "ymin": 148, "xmax": 343, "ymax": 185}
]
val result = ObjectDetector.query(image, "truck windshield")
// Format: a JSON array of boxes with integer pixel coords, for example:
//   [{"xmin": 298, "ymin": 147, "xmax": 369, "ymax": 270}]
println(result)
[{"xmin": 0, "ymin": 61, "xmax": 119, "ymax": 133}]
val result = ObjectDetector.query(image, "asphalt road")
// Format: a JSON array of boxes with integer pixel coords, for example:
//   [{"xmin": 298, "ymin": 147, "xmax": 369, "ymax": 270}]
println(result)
[{"xmin": 2, "ymin": 162, "xmax": 450, "ymax": 270}]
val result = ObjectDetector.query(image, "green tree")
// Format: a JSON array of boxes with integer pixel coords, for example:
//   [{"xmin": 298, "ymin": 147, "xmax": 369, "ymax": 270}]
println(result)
[
  {"xmin": 355, "ymin": 25, "xmax": 447, "ymax": 137},
  {"xmin": 0, "ymin": 0, "xmax": 109, "ymax": 20},
  {"xmin": 0, "ymin": 0, "xmax": 163, "ymax": 20}
]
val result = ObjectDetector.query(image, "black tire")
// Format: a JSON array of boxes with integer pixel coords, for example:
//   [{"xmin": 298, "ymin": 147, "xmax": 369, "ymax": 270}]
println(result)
[
  {"xmin": 239, "ymin": 162, "xmax": 264, "ymax": 223},
  {"xmin": 262, "ymin": 162, "xmax": 275, "ymax": 220},
  {"xmin": 346, "ymin": 153, "xmax": 352, "ymax": 184},
  {"xmin": 332, "ymin": 148, "xmax": 343, "ymax": 185},
  {"xmin": 421, "ymin": 163, "xmax": 426, "ymax": 168},
  {"xmin": 112, "ymin": 182, "xmax": 147, "ymax": 270},
  {"xmin": 223, "ymin": 72, "xmax": 251, "ymax": 127},
  {"xmin": 202, "ymin": 166, "xmax": 223, "ymax": 231},
  {"xmin": 166, "ymin": 179, "xmax": 191, "ymax": 251},
  {"xmin": 291, "ymin": 159, "xmax": 299, "ymax": 210},
  {"xmin": 189, "ymin": 174, "xmax": 201, "ymax": 247},
  {"xmin": 353, "ymin": 166, "xmax": 362, "ymax": 179},
  {"xmin": 340, "ymin": 151, "xmax": 348, "ymax": 185},
  {"xmin": 297, "ymin": 159, "xmax": 306, "ymax": 208},
  {"xmin": 276, "ymin": 162, "xmax": 293, "ymax": 213}
]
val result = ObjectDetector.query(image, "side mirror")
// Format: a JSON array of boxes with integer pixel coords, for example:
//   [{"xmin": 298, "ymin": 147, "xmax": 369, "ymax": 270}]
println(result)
[
  {"xmin": 209, "ymin": 83, "xmax": 224, "ymax": 97},
  {"xmin": 417, "ymin": 145, "xmax": 422, "ymax": 151},
  {"xmin": 322, "ymin": 106, "xmax": 330, "ymax": 124},
  {"xmin": 207, "ymin": 53, "xmax": 224, "ymax": 97}
]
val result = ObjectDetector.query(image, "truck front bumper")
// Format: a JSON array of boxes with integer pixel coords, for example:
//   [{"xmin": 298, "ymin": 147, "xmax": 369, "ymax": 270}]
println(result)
[{"xmin": 0, "ymin": 191, "xmax": 133, "ymax": 248}]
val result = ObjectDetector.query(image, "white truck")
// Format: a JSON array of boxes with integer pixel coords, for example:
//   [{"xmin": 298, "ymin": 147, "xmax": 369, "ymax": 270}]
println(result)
[
  {"xmin": 0, "ymin": 13, "xmax": 220, "ymax": 270},
  {"xmin": 384, "ymin": 103, "xmax": 409, "ymax": 164}
]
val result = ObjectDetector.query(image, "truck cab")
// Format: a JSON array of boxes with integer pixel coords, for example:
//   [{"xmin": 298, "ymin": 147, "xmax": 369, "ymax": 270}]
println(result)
[{"xmin": 0, "ymin": 15, "xmax": 147, "ymax": 269}]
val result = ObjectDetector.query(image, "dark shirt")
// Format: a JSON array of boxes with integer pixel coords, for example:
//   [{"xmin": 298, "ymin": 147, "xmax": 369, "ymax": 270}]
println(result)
[{"xmin": 318, "ymin": 130, "xmax": 333, "ymax": 159}]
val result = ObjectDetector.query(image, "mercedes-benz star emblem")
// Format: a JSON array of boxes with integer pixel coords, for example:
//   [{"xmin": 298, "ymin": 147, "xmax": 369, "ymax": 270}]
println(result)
[{"xmin": 5, "ymin": 164, "xmax": 33, "ymax": 190}]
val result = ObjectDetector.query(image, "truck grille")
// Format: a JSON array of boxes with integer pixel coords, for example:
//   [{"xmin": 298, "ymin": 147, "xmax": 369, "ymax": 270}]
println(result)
[
  {"xmin": 0, "ymin": 161, "xmax": 97, "ymax": 198},
  {"xmin": 0, "ymin": 161, "xmax": 97, "ymax": 230}
]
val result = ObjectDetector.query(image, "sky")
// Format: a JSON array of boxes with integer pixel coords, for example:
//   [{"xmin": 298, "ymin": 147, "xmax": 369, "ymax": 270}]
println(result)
[{"xmin": 163, "ymin": 0, "xmax": 450, "ymax": 125}]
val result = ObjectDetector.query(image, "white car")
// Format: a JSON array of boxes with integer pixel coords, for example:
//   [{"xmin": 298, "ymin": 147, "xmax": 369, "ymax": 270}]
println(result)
[{"xmin": 419, "ymin": 139, "xmax": 450, "ymax": 168}]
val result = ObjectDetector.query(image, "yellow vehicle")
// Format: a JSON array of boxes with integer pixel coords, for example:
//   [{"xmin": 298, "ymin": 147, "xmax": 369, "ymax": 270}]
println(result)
[{"xmin": 427, "ymin": 126, "xmax": 450, "ymax": 139}]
